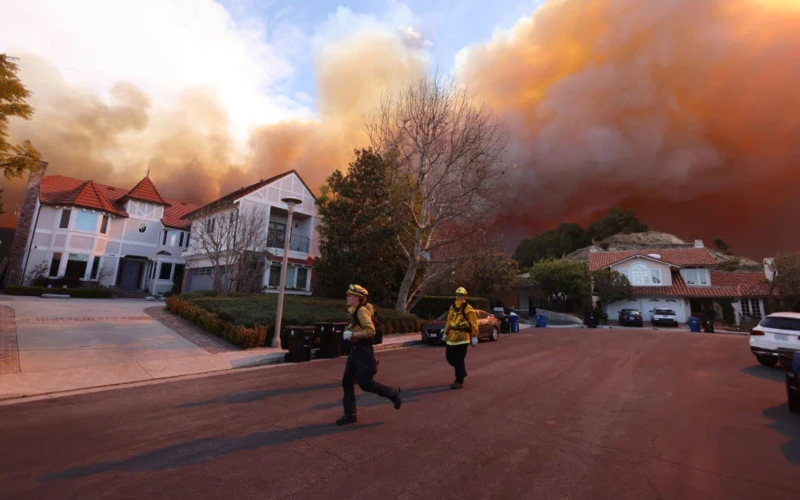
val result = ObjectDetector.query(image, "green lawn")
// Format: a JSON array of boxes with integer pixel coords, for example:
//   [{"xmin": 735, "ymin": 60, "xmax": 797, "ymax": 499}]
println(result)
[{"xmin": 183, "ymin": 292, "xmax": 421, "ymax": 334}]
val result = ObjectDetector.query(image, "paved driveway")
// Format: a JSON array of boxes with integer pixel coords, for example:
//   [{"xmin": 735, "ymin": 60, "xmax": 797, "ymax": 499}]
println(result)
[
  {"xmin": 5, "ymin": 297, "xmax": 206, "ymax": 372},
  {"xmin": 0, "ymin": 328, "xmax": 797, "ymax": 499}
]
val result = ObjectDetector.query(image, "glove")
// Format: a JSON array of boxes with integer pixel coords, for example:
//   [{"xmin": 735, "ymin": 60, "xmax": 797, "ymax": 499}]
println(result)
[
  {"xmin": 471, "ymin": 337, "xmax": 478, "ymax": 347},
  {"xmin": 343, "ymin": 330, "xmax": 353, "ymax": 340}
]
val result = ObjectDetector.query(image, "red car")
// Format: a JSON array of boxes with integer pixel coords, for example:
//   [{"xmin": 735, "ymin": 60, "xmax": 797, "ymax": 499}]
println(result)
[{"xmin": 422, "ymin": 309, "xmax": 502, "ymax": 344}]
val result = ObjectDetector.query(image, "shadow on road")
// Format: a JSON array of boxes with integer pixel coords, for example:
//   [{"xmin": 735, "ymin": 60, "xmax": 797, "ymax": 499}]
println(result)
[
  {"xmin": 40, "ymin": 421, "xmax": 381, "ymax": 481},
  {"xmin": 741, "ymin": 365, "xmax": 785, "ymax": 383},
  {"xmin": 177, "ymin": 382, "xmax": 340, "ymax": 408},
  {"xmin": 308, "ymin": 385, "xmax": 450, "ymax": 411},
  {"xmin": 763, "ymin": 403, "xmax": 800, "ymax": 466}
]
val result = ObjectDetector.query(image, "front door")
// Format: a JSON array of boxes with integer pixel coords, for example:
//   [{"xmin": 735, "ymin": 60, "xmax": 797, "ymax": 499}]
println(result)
[{"xmin": 119, "ymin": 260, "xmax": 143, "ymax": 291}]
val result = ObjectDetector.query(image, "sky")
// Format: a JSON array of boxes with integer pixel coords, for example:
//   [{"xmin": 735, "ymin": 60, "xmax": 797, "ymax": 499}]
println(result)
[{"xmin": 2, "ymin": 0, "xmax": 800, "ymax": 260}]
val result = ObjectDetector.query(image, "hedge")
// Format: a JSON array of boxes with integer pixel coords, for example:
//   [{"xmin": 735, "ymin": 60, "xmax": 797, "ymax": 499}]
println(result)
[
  {"xmin": 180, "ymin": 293, "xmax": 422, "ymax": 340},
  {"xmin": 4, "ymin": 286, "xmax": 112, "ymax": 298},
  {"xmin": 167, "ymin": 296, "xmax": 267, "ymax": 348},
  {"xmin": 411, "ymin": 295, "xmax": 491, "ymax": 320}
]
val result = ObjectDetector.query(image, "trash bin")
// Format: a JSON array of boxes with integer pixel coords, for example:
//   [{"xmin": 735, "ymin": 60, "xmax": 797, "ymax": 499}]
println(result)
[
  {"xmin": 501, "ymin": 315, "xmax": 511, "ymax": 333},
  {"xmin": 535, "ymin": 314, "xmax": 547, "ymax": 328},
  {"xmin": 284, "ymin": 325, "xmax": 315, "ymax": 363},
  {"xmin": 509, "ymin": 314, "xmax": 520, "ymax": 333},
  {"xmin": 702, "ymin": 319, "xmax": 715, "ymax": 333},
  {"xmin": 688, "ymin": 317, "xmax": 701, "ymax": 333},
  {"xmin": 584, "ymin": 313, "xmax": 598, "ymax": 329},
  {"xmin": 778, "ymin": 349, "xmax": 800, "ymax": 414},
  {"xmin": 315, "ymin": 322, "xmax": 343, "ymax": 359}
]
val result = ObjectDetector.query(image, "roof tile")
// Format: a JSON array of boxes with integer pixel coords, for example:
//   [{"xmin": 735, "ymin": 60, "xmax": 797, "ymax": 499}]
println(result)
[{"xmin": 589, "ymin": 248, "xmax": 718, "ymax": 271}]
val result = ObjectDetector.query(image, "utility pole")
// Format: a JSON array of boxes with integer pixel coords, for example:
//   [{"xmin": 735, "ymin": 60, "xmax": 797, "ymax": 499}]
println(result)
[{"xmin": 272, "ymin": 197, "xmax": 302, "ymax": 348}]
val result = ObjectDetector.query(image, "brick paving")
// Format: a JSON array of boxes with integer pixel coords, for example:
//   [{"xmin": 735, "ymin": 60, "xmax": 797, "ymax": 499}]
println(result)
[
  {"xmin": 0, "ymin": 306, "xmax": 19, "ymax": 374},
  {"xmin": 144, "ymin": 306, "xmax": 239, "ymax": 354}
]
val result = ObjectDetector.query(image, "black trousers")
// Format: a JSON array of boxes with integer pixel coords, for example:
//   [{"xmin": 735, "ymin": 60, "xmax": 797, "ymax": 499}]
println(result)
[
  {"xmin": 342, "ymin": 344, "xmax": 395, "ymax": 416},
  {"xmin": 446, "ymin": 344, "xmax": 469, "ymax": 382}
]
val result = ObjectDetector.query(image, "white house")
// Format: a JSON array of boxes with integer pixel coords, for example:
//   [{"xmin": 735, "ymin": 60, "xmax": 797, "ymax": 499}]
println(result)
[
  {"xmin": 590, "ymin": 242, "xmax": 770, "ymax": 325},
  {"xmin": 180, "ymin": 170, "xmax": 319, "ymax": 295},
  {"xmin": 5, "ymin": 165, "xmax": 200, "ymax": 295}
]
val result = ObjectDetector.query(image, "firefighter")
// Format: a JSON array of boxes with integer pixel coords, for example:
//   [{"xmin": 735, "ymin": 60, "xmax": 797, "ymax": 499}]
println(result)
[
  {"xmin": 444, "ymin": 287, "xmax": 479, "ymax": 390},
  {"xmin": 337, "ymin": 284, "xmax": 401, "ymax": 426}
]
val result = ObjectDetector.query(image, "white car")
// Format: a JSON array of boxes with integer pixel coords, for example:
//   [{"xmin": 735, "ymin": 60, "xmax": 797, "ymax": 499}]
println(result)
[
  {"xmin": 650, "ymin": 308, "xmax": 678, "ymax": 327},
  {"xmin": 749, "ymin": 312, "xmax": 800, "ymax": 366}
]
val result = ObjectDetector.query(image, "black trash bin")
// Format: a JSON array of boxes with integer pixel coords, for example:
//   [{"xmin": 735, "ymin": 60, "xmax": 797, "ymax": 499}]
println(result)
[
  {"xmin": 778, "ymin": 348, "xmax": 800, "ymax": 414},
  {"xmin": 284, "ymin": 325, "xmax": 315, "ymax": 363},
  {"xmin": 316, "ymin": 322, "xmax": 343, "ymax": 359},
  {"xmin": 584, "ymin": 312, "xmax": 598, "ymax": 328},
  {"xmin": 500, "ymin": 315, "xmax": 511, "ymax": 334},
  {"xmin": 702, "ymin": 319, "xmax": 715, "ymax": 333}
]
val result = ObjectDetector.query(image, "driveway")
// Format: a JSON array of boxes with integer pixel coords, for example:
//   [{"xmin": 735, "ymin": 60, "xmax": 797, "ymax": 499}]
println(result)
[
  {"xmin": 0, "ymin": 328, "xmax": 797, "ymax": 498},
  {"xmin": 3, "ymin": 297, "xmax": 207, "ymax": 372}
]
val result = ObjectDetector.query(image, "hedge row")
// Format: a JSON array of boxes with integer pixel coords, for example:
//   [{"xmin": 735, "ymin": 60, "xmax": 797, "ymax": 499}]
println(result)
[
  {"xmin": 166, "ymin": 296, "xmax": 267, "ymax": 348},
  {"xmin": 411, "ymin": 296, "xmax": 491, "ymax": 320},
  {"xmin": 182, "ymin": 293, "xmax": 422, "ymax": 337},
  {"xmin": 4, "ymin": 286, "xmax": 112, "ymax": 298}
]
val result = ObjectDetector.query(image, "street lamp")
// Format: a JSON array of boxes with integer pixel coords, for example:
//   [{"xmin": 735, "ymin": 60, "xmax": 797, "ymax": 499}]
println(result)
[{"xmin": 273, "ymin": 196, "xmax": 303, "ymax": 348}]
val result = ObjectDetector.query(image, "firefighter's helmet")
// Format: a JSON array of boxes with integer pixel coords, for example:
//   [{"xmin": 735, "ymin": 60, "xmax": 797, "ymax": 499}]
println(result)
[
  {"xmin": 455, "ymin": 287, "xmax": 468, "ymax": 296},
  {"xmin": 346, "ymin": 284, "xmax": 369, "ymax": 298}
]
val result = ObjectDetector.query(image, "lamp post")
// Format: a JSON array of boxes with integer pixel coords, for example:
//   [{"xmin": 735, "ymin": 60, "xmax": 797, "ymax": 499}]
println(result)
[{"xmin": 273, "ymin": 196, "xmax": 302, "ymax": 348}]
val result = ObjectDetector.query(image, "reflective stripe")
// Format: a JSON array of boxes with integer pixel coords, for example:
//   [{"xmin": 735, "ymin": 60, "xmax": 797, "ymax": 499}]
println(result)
[{"xmin": 446, "ymin": 340, "xmax": 470, "ymax": 346}]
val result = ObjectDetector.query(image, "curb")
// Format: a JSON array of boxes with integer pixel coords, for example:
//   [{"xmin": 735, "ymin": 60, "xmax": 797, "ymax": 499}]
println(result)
[{"xmin": 232, "ymin": 339, "xmax": 425, "ymax": 369}]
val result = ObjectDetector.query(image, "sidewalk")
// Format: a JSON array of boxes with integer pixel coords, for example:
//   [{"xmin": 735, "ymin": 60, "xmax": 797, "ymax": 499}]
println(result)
[{"xmin": 0, "ymin": 333, "xmax": 422, "ymax": 403}]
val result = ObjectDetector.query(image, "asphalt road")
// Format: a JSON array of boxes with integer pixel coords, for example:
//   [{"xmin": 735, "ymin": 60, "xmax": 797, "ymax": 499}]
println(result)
[{"xmin": 1, "ymin": 329, "xmax": 798, "ymax": 499}]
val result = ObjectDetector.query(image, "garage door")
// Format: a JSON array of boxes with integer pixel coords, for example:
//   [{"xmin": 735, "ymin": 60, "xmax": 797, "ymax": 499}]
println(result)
[{"xmin": 185, "ymin": 267, "xmax": 215, "ymax": 293}]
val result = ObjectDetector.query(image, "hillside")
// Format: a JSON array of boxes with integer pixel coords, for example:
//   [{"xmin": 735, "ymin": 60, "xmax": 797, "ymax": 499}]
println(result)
[{"xmin": 564, "ymin": 231, "xmax": 763, "ymax": 270}]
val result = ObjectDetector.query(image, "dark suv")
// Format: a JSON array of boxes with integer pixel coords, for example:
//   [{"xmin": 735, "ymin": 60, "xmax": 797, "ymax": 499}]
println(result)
[{"xmin": 619, "ymin": 309, "xmax": 643, "ymax": 327}]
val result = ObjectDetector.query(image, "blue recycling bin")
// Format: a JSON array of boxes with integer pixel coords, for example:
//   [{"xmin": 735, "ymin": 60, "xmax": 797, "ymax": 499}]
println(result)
[
  {"xmin": 689, "ymin": 317, "xmax": 701, "ymax": 333},
  {"xmin": 509, "ymin": 315, "xmax": 520, "ymax": 333},
  {"xmin": 535, "ymin": 314, "xmax": 547, "ymax": 328}
]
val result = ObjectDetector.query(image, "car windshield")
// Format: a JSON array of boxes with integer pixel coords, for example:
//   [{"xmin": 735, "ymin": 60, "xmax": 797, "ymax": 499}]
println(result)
[
  {"xmin": 655, "ymin": 309, "xmax": 675, "ymax": 315},
  {"xmin": 760, "ymin": 316, "xmax": 800, "ymax": 331},
  {"xmin": 629, "ymin": 310, "xmax": 641, "ymax": 315}
]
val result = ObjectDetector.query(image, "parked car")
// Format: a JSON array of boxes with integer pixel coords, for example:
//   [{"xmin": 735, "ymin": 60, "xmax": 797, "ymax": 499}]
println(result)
[
  {"xmin": 618, "ymin": 309, "xmax": 643, "ymax": 327},
  {"xmin": 422, "ymin": 309, "xmax": 501, "ymax": 344},
  {"xmin": 749, "ymin": 312, "xmax": 800, "ymax": 367},
  {"xmin": 650, "ymin": 308, "xmax": 678, "ymax": 327}
]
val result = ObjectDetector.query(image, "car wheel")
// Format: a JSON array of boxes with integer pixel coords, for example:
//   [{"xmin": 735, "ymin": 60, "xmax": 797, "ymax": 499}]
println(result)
[
  {"xmin": 490, "ymin": 327, "xmax": 499, "ymax": 341},
  {"xmin": 756, "ymin": 355, "xmax": 778, "ymax": 367}
]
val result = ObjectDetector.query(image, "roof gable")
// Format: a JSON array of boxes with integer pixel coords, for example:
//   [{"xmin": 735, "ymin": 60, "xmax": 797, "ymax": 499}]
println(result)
[
  {"xmin": 123, "ymin": 177, "xmax": 167, "ymax": 205},
  {"xmin": 589, "ymin": 248, "xmax": 718, "ymax": 271}
]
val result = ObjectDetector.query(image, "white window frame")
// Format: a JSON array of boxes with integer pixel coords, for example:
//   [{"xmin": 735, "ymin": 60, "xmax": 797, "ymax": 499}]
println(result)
[
  {"xmin": 630, "ymin": 264, "xmax": 650, "ymax": 286},
  {"xmin": 684, "ymin": 268, "xmax": 710, "ymax": 286}
]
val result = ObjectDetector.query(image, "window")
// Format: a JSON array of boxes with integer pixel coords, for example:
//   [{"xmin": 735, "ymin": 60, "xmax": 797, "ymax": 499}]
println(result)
[
  {"xmin": 138, "ymin": 222, "xmax": 147, "ymax": 233},
  {"xmin": 76, "ymin": 210, "xmax": 98, "ymax": 232},
  {"xmin": 159, "ymin": 263, "xmax": 173, "ymax": 280},
  {"xmin": 49, "ymin": 253, "xmax": 62, "ymax": 277},
  {"xmin": 268, "ymin": 264, "xmax": 282, "ymax": 287},
  {"xmin": 760, "ymin": 316, "xmax": 800, "ymax": 331},
  {"xmin": 167, "ymin": 231, "xmax": 180, "ymax": 247},
  {"xmin": 206, "ymin": 218, "xmax": 216, "ymax": 233},
  {"xmin": 162, "ymin": 230, "xmax": 168, "ymax": 246},
  {"xmin": 268, "ymin": 221, "xmax": 286, "ymax": 248},
  {"xmin": 65, "ymin": 253, "xmax": 89, "ymax": 279},
  {"xmin": 630, "ymin": 264, "xmax": 650, "ymax": 286},
  {"xmin": 179, "ymin": 232, "xmax": 185, "ymax": 247},
  {"xmin": 741, "ymin": 299, "xmax": 762, "ymax": 319},
  {"xmin": 651, "ymin": 269, "xmax": 662, "ymax": 285},
  {"xmin": 100, "ymin": 215, "xmax": 109, "ymax": 234},
  {"xmin": 684, "ymin": 268, "xmax": 709, "ymax": 286},
  {"xmin": 90, "ymin": 256, "xmax": 101, "ymax": 279},
  {"xmin": 59, "ymin": 209, "xmax": 71, "ymax": 229},
  {"xmin": 185, "ymin": 233, "xmax": 190, "ymax": 248},
  {"xmin": 296, "ymin": 268, "xmax": 308, "ymax": 289}
]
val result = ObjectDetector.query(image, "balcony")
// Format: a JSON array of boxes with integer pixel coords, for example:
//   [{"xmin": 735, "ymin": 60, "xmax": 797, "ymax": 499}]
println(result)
[{"xmin": 267, "ymin": 233, "xmax": 310, "ymax": 253}]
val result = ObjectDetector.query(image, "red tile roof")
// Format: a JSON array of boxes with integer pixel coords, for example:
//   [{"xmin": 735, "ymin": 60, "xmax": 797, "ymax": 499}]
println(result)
[
  {"xmin": 39, "ymin": 175, "xmax": 199, "ymax": 230},
  {"xmin": 123, "ymin": 177, "xmax": 167, "ymax": 205},
  {"xmin": 589, "ymin": 248, "xmax": 719, "ymax": 271},
  {"xmin": 630, "ymin": 271, "xmax": 769, "ymax": 298},
  {"xmin": 182, "ymin": 170, "xmax": 316, "ymax": 220},
  {"xmin": 265, "ymin": 251, "xmax": 314, "ymax": 266}
]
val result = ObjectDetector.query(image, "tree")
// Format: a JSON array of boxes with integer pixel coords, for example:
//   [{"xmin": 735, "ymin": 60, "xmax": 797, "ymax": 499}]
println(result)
[
  {"xmin": 513, "ymin": 222, "xmax": 588, "ymax": 268},
  {"xmin": 449, "ymin": 247, "xmax": 519, "ymax": 299},
  {"xmin": 586, "ymin": 207, "xmax": 648, "ymax": 242},
  {"xmin": 768, "ymin": 252, "xmax": 800, "ymax": 312},
  {"xmin": 592, "ymin": 270, "xmax": 633, "ymax": 310},
  {"xmin": 188, "ymin": 205, "xmax": 269, "ymax": 297},
  {"xmin": 529, "ymin": 259, "xmax": 590, "ymax": 314},
  {"xmin": 314, "ymin": 148, "xmax": 406, "ymax": 306},
  {"xmin": 1, "ymin": 54, "xmax": 41, "ymax": 181},
  {"xmin": 366, "ymin": 75, "xmax": 510, "ymax": 311}
]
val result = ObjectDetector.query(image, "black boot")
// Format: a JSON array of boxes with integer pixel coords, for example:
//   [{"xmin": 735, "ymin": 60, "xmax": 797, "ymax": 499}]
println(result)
[
  {"xmin": 391, "ymin": 388, "xmax": 402, "ymax": 410},
  {"xmin": 450, "ymin": 380, "xmax": 463, "ymax": 390},
  {"xmin": 336, "ymin": 414, "xmax": 358, "ymax": 426}
]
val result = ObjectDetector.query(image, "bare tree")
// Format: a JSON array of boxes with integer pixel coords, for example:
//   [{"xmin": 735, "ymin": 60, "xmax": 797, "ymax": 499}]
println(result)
[
  {"xmin": 188, "ymin": 204, "xmax": 269, "ymax": 296},
  {"xmin": 24, "ymin": 261, "xmax": 50, "ymax": 285},
  {"xmin": 365, "ymin": 75, "xmax": 510, "ymax": 311}
]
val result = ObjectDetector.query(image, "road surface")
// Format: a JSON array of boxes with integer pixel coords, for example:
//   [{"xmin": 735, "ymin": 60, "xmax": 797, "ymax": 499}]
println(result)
[{"xmin": 1, "ymin": 329, "xmax": 798, "ymax": 499}]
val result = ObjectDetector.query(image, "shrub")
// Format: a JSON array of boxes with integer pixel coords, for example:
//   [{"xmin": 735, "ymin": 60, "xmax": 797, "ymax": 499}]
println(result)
[
  {"xmin": 411, "ymin": 295, "xmax": 491, "ymax": 320},
  {"xmin": 166, "ymin": 296, "xmax": 267, "ymax": 348},
  {"xmin": 4, "ymin": 286, "xmax": 112, "ymax": 298}
]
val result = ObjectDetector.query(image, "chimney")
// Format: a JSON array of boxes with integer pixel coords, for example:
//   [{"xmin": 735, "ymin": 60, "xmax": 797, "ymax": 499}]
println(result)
[
  {"xmin": 5, "ymin": 161, "xmax": 48, "ymax": 286},
  {"xmin": 694, "ymin": 239, "xmax": 704, "ymax": 248},
  {"xmin": 764, "ymin": 258, "xmax": 775, "ymax": 282}
]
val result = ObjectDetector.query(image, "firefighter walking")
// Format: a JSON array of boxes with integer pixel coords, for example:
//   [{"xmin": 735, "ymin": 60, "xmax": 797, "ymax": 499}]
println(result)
[
  {"xmin": 337, "ymin": 284, "xmax": 402, "ymax": 426},
  {"xmin": 444, "ymin": 287, "xmax": 479, "ymax": 390}
]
